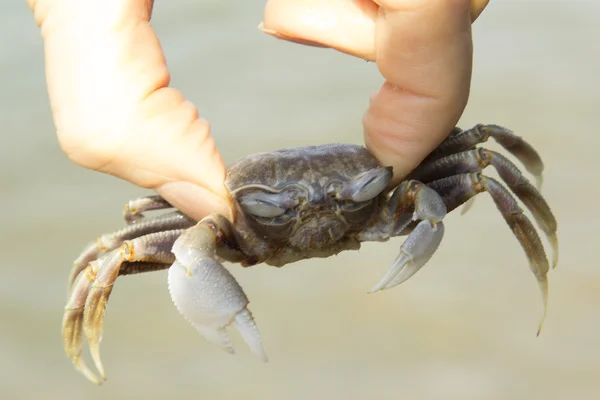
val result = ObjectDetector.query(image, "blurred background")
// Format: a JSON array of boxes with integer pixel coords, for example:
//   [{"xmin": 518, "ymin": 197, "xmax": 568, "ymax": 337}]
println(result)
[{"xmin": 1, "ymin": 1, "xmax": 599, "ymax": 399}]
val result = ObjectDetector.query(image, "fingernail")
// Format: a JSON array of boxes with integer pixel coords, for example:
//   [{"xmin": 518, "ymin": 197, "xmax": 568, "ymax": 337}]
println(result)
[
  {"xmin": 257, "ymin": 22, "xmax": 328, "ymax": 48},
  {"xmin": 257, "ymin": 22, "xmax": 276, "ymax": 35}
]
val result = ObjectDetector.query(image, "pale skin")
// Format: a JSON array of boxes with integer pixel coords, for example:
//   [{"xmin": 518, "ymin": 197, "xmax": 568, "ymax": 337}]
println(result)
[{"xmin": 27, "ymin": 0, "xmax": 489, "ymax": 221}]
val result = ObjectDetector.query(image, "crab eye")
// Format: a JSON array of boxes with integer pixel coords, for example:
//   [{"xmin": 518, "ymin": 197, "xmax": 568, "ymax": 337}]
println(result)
[
  {"xmin": 237, "ymin": 190, "xmax": 300, "ymax": 219},
  {"xmin": 335, "ymin": 166, "xmax": 392, "ymax": 202},
  {"xmin": 239, "ymin": 198, "xmax": 287, "ymax": 218},
  {"xmin": 351, "ymin": 167, "xmax": 393, "ymax": 202}
]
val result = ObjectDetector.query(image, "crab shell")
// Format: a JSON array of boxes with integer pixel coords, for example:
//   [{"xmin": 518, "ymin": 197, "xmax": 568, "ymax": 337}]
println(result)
[{"xmin": 224, "ymin": 144, "xmax": 395, "ymax": 265}]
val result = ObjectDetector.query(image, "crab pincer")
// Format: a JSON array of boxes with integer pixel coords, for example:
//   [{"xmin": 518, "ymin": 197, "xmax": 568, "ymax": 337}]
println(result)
[
  {"xmin": 368, "ymin": 182, "xmax": 447, "ymax": 292},
  {"xmin": 168, "ymin": 218, "xmax": 267, "ymax": 361}
]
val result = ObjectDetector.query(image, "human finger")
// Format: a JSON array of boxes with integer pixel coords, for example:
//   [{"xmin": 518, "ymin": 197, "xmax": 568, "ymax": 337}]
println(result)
[
  {"xmin": 27, "ymin": 0, "xmax": 231, "ymax": 220},
  {"xmin": 260, "ymin": 0, "xmax": 488, "ymax": 61}
]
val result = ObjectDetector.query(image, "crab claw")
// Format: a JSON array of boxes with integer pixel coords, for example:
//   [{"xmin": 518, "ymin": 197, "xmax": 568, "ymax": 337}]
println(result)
[
  {"xmin": 168, "ymin": 227, "xmax": 267, "ymax": 362},
  {"xmin": 369, "ymin": 220, "xmax": 445, "ymax": 293}
]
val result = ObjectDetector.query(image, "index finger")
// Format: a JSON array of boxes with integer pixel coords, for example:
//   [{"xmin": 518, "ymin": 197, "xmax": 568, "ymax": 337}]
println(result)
[{"xmin": 260, "ymin": 0, "xmax": 488, "ymax": 62}]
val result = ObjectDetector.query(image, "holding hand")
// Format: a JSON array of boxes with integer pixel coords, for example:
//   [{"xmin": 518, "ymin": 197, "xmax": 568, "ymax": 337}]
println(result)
[{"xmin": 27, "ymin": 0, "xmax": 488, "ymax": 219}]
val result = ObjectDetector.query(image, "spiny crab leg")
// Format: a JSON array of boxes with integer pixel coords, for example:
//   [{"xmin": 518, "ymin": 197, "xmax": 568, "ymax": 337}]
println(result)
[
  {"xmin": 63, "ymin": 230, "xmax": 183, "ymax": 384},
  {"xmin": 367, "ymin": 181, "xmax": 447, "ymax": 293},
  {"xmin": 68, "ymin": 212, "xmax": 194, "ymax": 292},
  {"xmin": 424, "ymin": 124, "xmax": 545, "ymax": 188},
  {"xmin": 168, "ymin": 216, "xmax": 267, "ymax": 362},
  {"xmin": 63, "ymin": 259, "xmax": 102, "ymax": 384},
  {"xmin": 122, "ymin": 195, "xmax": 174, "ymax": 225},
  {"xmin": 418, "ymin": 124, "xmax": 546, "ymax": 217},
  {"xmin": 410, "ymin": 148, "xmax": 558, "ymax": 268},
  {"xmin": 428, "ymin": 173, "xmax": 550, "ymax": 335}
]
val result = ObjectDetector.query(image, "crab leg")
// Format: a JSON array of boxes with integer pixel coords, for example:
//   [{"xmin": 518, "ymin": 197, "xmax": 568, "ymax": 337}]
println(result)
[
  {"xmin": 64, "ymin": 260, "xmax": 102, "ymax": 384},
  {"xmin": 367, "ymin": 181, "xmax": 447, "ymax": 293},
  {"xmin": 410, "ymin": 148, "xmax": 558, "ymax": 268},
  {"xmin": 64, "ymin": 261, "xmax": 172, "ymax": 384},
  {"xmin": 423, "ymin": 124, "xmax": 545, "ymax": 188},
  {"xmin": 63, "ymin": 229, "xmax": 184, "ymax": 384},
  {"xmin": 168, "ymin": 216, "xmax": 267, "ymax": 363},
  {"xmin": 118, "ymin": 261, "xmax": 172, "ymax": 276},
  {"xmin": 122, "ymin": 195, "xmax": 174, "ymax": 224},
  {"xmin": 69, "ymin": 212, "xmax": 194, "ymax": 291},
  {"xmin": 428, "ymin": 173, "xmax": 549, "ymax": 335}
]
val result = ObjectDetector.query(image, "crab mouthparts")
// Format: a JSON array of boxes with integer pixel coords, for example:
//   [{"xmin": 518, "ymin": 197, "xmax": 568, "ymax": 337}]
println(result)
[{"xmin": 289, "ymin": 216, "xmax": 347, "ymax": 249}]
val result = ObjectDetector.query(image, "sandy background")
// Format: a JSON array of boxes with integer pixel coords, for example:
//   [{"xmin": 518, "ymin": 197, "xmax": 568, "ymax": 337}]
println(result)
[{"xmin": 1, "ymin": 1, "xmax": 599, "ymax": 399}]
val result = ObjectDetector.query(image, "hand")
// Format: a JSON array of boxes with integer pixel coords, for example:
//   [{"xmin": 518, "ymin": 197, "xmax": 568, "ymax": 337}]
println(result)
[
  {"xmin": 28, "ymin": 0, "xmax": 488, "ymax": 221},
  {"xmin": 261, "ymin": 0, "xmax": 489, "ymax": 183},
  {"xmin": 27, "ymin": 0, "xmax": 230, "ymax": 220}
]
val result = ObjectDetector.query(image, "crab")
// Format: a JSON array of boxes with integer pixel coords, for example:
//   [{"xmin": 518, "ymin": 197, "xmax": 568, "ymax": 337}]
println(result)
[{"xmin": 63, "ymin": 124, "xmax": 558, "ymax": 384}]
